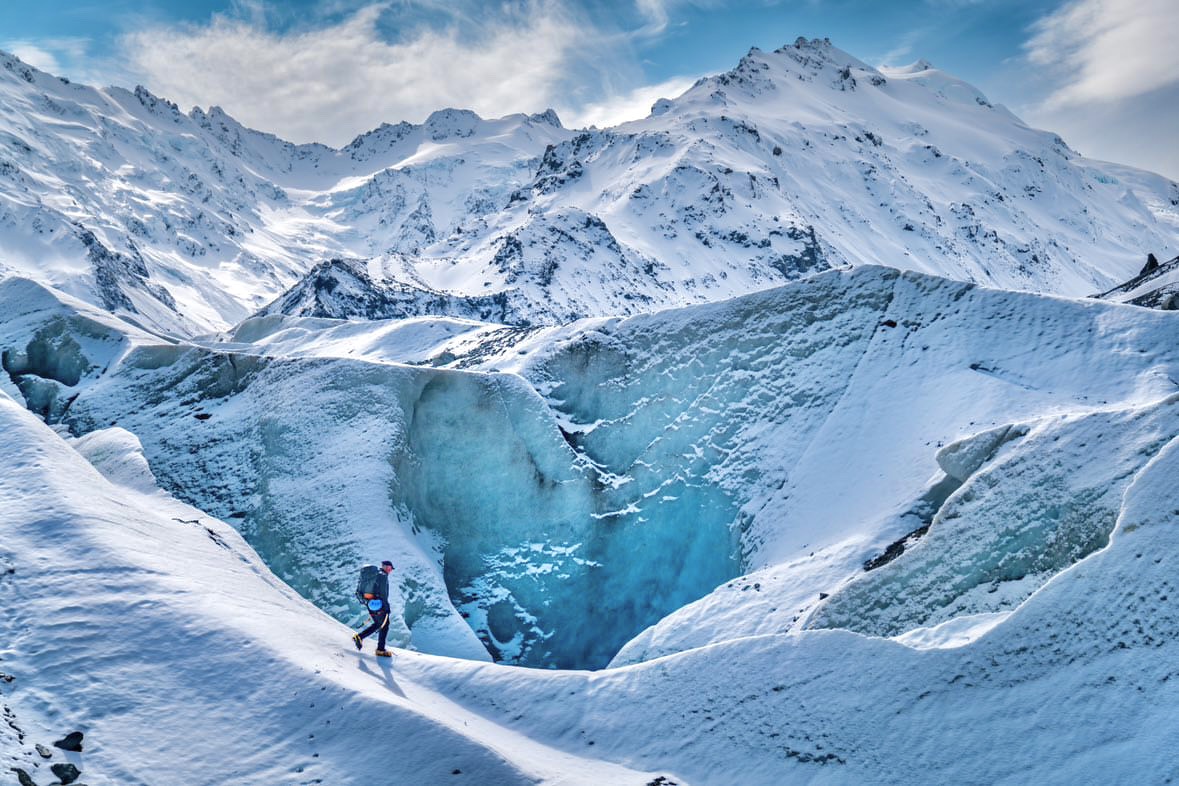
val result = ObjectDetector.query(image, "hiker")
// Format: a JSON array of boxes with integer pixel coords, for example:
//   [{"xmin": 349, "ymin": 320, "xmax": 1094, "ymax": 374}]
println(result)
[{"xmin": 353, "ymin": 560, "xmax": 394, "ymax": 657}]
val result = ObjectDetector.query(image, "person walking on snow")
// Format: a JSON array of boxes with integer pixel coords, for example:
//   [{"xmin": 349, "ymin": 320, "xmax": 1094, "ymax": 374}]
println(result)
[{"xmin": 353, "ymin": 560, "xmax": 394, "ymax": 657}]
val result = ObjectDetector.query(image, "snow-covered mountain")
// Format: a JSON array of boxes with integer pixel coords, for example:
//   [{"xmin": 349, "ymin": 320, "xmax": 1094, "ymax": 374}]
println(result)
[
  {"xmin": 3, "ymin": 39, "xmax": 1177, "ymax": 336},
  {"xmin": 0, "ymin": 50, "xmax": 568, "ymax": 334}
]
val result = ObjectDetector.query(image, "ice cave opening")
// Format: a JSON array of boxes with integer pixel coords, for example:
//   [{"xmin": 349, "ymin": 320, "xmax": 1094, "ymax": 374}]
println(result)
[{"xmin": 392, "ymin": 371, "xmax": 742, "ymax": 670}]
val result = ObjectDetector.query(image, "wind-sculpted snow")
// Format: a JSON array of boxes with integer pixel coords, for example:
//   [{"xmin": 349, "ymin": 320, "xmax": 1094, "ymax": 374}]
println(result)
[
  {"xmin": 808, "ymin": 399, "xmax": 1179, "ymax": 636},
  {"xmin": 3, "ymin": 39, "xmax": 1178, "ymax": 337},
  {"xmin": 6, "ymin": 363, "xmax": 1179, "ymax": 783},
  {"xmin": 5, "ymin": 267, "xmax": 1179, "ymax": 675},
  {"xmin": 7, "ymin": 270, "xmax": 1179, "ymax": 782}
]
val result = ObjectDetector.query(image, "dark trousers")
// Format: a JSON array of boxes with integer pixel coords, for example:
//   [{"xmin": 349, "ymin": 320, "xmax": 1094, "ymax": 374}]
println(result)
[{"xmin": 360, "ymin": 605, "xmax": 390, "ymax": 650}]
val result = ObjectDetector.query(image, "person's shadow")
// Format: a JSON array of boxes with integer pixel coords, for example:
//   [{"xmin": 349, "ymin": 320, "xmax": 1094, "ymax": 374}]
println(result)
[{"xmin": 357, "ymin": 653, "xmax": 406, "ymax": 698}]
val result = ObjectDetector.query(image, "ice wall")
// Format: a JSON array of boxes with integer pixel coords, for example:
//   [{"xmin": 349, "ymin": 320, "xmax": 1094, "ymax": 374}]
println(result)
[
  {"xmin": 809, "ymin": 399, "xmax": 1179, "ymax": 635},
  {"xmin": 1, "ymin": 290, "xmax": 743, "ymax": 668}
]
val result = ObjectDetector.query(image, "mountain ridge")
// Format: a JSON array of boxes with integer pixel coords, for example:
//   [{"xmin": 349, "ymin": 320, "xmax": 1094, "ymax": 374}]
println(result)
[{"xmin": 1, "ymin": 39, "xmax": 1176, "ymax": 336}]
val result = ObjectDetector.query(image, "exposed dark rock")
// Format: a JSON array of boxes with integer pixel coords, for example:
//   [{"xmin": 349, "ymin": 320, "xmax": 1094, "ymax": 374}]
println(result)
[
  {"xmin": 51, "ymin": 763, "xmax": 81, "ymax": 784},
  {"xmin": 9, "ymin": 768, "xmax": 38, "ymax": 786},
  {"xmin": 767, "ymin": 224, "xmax": 827, "ymax": 278},
  {"xmin": 52, "ymin": 731, "xmax": 83, "ymax": 752},
  {"xmin": 1093, "ymin": 253, "xmax": 1179, "ymax": 310},
  {"xmin": 785, "ymin": 747, "xmax": 846, "ymax": 765},
  {"xmin": 260, "ymin": 258, "xmax": 519, "ymax": 325},
  {"xmin": 863, "ymin": 524, "xmax": 932, "ymax": 571}
]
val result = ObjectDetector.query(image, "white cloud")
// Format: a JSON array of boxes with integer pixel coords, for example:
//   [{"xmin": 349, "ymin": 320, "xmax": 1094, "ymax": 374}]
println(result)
[
  {"xmin": 873, "ymin": 30, "xmax": 925, "ymax": 69},
  {"xmin": 6, "ymin": 42, "xmax": 61, "ymax": 73},
  {"xmin": 3, "ymin": 37, "xmax": 92, "ymax": 78},
  {"xmin": 564, "ymin": 75, "xmax": 696, "ymax": 128},
  {"xmin": 117, "ymin": 3, "xmax": 607, "ymax": 146},
  {"xmin": 1026, "ymin": 0, "xmax": 1179, "ymax": 108},
  {"xmin": 1024, "ymin": 83, "xmax": 1179, "ymax": 180},
  {"xmin": 1018, "ymin": 0, "xmax": 1179, "ymax": 179},
  {"xmin": 635, "ymin": 0, "xmax": 672, "ymax": 30}
]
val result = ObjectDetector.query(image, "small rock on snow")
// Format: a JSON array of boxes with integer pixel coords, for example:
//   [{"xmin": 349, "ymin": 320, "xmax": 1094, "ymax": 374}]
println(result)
[
  {"xmin": 52, "ymin": 731, "xmax": 83, "ymax": 752},
  {"xmin": 9, "ymin": 768, "xmax": 38, "ymax": 786},
  {"xmin": 51, "ymin": 763, "xmax": 81, "ymax": 784}
]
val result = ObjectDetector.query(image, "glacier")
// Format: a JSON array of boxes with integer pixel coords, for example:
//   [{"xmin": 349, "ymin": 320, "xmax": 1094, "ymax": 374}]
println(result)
[
  {"xmin": 3, "ymin": 275, "xmax": 1179, "ymax": 781},
  {"xmin": 5, "ymin": 265, "xmax": 1178, "ymax": 674}
]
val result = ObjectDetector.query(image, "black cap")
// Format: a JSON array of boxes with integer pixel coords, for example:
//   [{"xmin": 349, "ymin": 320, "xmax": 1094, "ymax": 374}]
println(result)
[{"xmin": 381, "ymin": 560, "xmax": 393, "ymax": 569}]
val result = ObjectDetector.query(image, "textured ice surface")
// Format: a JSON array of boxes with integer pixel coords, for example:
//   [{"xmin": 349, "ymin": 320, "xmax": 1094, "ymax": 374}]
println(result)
[
  {"xmin": 809, "ymin": 399, "xmax": 1179, "ymax": 635},
  {"xmin": 6, "ymin": 375, "xmax": 1179, "ymax": 783}
]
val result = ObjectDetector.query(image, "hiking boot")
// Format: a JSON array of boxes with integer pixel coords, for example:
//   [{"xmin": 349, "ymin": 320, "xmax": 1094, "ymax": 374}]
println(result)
[
  {"xmin": 352, "ymin": 633, "xmax": 363, "ymax": 651},
  {"xmin": 375, "ymin": 649, "xmax": 392, "ymax": 658}
]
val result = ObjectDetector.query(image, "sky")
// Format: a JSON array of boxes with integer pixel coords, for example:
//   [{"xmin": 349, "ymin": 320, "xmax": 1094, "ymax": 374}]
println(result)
[{"xmin": 2, "ymin": 0, "xmax": 1176, "ymax": 179}]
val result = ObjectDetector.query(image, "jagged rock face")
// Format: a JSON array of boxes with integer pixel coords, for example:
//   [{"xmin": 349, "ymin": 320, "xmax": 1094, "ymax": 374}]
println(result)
[
  {"xmin": 2, "ymin": 41, "xmax": 1178, "ymax": 335},
  {"xmin": 262, "ymin": 258, "xmax": 517, "ymax": 324},
  {"xmin": 1095, "ymin": 254, "xmax": 1179, "ymax": 310}
]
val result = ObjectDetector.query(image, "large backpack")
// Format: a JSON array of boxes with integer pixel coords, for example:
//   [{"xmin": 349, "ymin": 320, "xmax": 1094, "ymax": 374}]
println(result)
[{"xmin": 355, "ymin": 565, "xmax": 382, "ymax": 602}]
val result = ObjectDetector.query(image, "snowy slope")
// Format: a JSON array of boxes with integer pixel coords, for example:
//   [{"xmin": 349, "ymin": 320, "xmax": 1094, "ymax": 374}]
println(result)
[
  {"xmin": 3, "ymin": 40, "xmax": 1178, "ymax": 334},
  {"xmin": 6, "ymin": 267, "xmax": 1178, "ymax": 674},
  {"xmin": 0, "ymin": 390, "xmax": 670, "ymax": 785}
]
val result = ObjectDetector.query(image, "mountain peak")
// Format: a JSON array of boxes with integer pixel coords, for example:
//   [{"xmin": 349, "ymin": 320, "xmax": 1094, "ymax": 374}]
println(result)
[
  {"xmin": 888, "ymin": 58, "xmax": 936, "ymax": 74},
  {"xmin": 132, "ymin": 84, "xmax": 182, "ymax": 116},
  {"xmin": 0, "ymin": 49, "xmax": 42, "ymax": 85},
  {"xmin": 424, "ymin": 108, "xmax": 482, "ymax": 140},
  {"xmin": 529, "ymin": 108, "xmax": 563, "ymax": 128}
]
